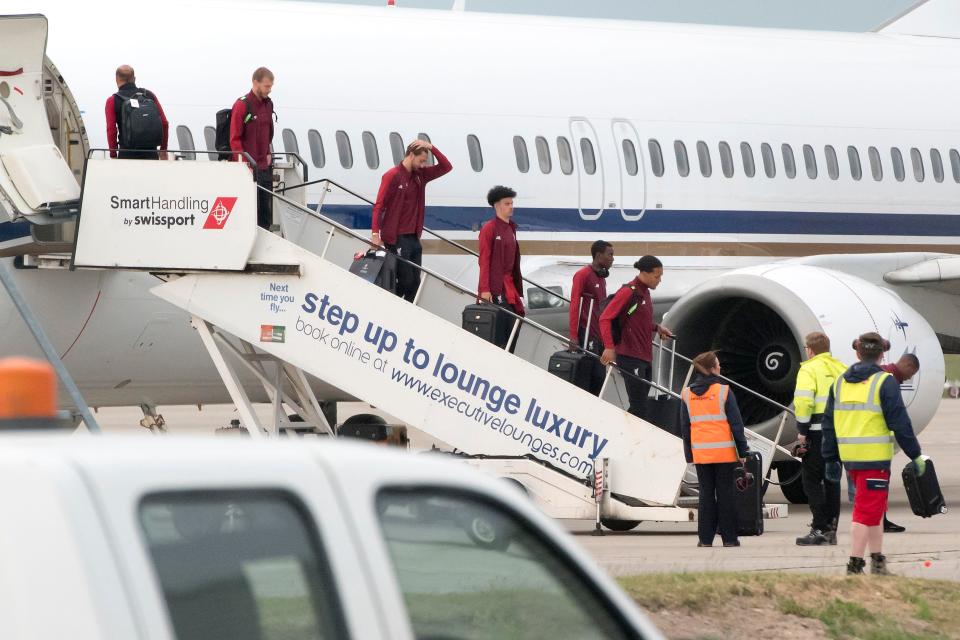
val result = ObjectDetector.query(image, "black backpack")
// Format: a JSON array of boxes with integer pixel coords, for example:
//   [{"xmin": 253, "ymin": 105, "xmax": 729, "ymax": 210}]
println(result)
[
  {"xmin": 215, "ymin": 97, "xmax": 253, "ymax": 161},
  {"xmin": 598, "ymin": 285, "xmax": 641, "ymax": 345},
  {"xmin": 117, "ymin": 89, "xmax": 163, "ymax": 150}
]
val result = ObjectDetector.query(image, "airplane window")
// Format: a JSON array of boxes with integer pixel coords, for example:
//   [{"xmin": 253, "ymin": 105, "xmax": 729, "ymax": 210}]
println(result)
[
  {"xmin": 308, "ymin": 130, "xmax": 325, "ymax": 168},
  {"xmin": 931, "ymin": 149, "xmax": 944, "ymax": 183},
  {"xmin": 336, "ymin": 130, "xmax": 353, "ymax": 169},
  {"xmin": 802, "ymin": 144, "xmax": 817, "ymax": 179},
  {"xmin": 282, "ymin": 128, "xmax": 300, "ymax": 157},
  {"xmin": 621, "ymin": 139, "xmax": 639, "ymax": 176},
  {"xmin": 203, "ymin": 126, "xmax": 216, "ymax": 153},
  {"xmin": 467, "ymin": 134, "xmax": 483, "ymax": 172},
  {"xmin": 557, "ymin": 137, "xmax": 574, "ymax": 175},
  {"xmin": 718, "ymin": 141, "xmax": 734, "ymax": 178},
  {"xmin": 910, "ymin": 147, "xmax": 924, "ymax": 182},
  {"xmin": 824, "ymin": 145, "xmax": 839, "ymax": 180},
  {"xmin": 535, "ymin": 136, "xmax": 552, "ymax": 174},
  {"xmin": 740, "ymin": 142, "xmax": 755, "ymax": 177},
  {"xmin": 418, "ymin": 133, "xmax": 435, "ymax": 165},
  {"xmin": 362, "ymin": 131, "xmax": 379, "ymax": 170},
  {"xmin": 868, "ymin": 146, "xmax": 883, "ymax": 181},
  {"xmin": 648, "ymin": 139, "xmax": 664, "ymax": 177},
  {"xmin": 781, "ymin": 144, "xmax": 796, "ymax": 179},
  {"xmin": 891, "ymin": 147, "xmax": 905, "ymax": 182},
  {"xmin": 847, "ymin": 146, "xmax": 862, "ymax": 181},
  {"xmin": 674, "ymin": 140, "xmax": 689, "ymax": 177},
  {"xmin": 580, "ymin": 138, "xmax": 597, "ymax": 175},
  {"xmin": 514, "ymin": 136, "xmax": 530, "ymax": 173},
  {"xmin": 952, "ymin": 150, "xmax": 960, "ymax": 182},
  {"xmin": 761, "ymin": 143, "xmax": 776, "ymax": 178},
  {"xmin": 696, "ymin": 141, "xmax": 712, "ymax": 177},
  {"xmin": 175, "ymin": 125, "xmax": 196, "ymax": 161},
  {"xmin": 390, "ymin": 132, "xmax": 404, "ymax": 166}
]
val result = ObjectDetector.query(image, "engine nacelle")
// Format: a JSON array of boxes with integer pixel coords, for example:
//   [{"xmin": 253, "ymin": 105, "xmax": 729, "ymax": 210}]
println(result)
[{"xmin": 663, "ymin": 264, "xmax": 944, "ymax": 440}]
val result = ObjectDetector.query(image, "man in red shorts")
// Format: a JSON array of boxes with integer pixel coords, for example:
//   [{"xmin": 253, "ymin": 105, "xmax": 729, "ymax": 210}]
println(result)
[{"xmin": 821, "ymin": 332, "xmax": 925, "ymax": 575}]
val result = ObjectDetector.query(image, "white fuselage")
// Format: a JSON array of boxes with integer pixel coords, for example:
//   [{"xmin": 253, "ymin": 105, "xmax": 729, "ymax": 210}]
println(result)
[{"xmin": 1, "ymin": 1, "xmax": 959, "ymax": 408}]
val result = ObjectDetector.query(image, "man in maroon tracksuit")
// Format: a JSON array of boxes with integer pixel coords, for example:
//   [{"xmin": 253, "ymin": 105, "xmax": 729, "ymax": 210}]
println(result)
[
  {"xmin": 478, "ymin": 186, "xmax": 524, "ymax": 327},
  {"xmin": 599, "ymin": 255, "xmax": 673, "ymax": 419},
  {"xmin": 105, "ymin": 65, "xmax": 169, "ymax": 160},
  {"xmin": 230, "ymin": 67, "xmax": 275, "ymax": 229},
  {"xmin": 569, "ymin": 240, "xmax": 614, "ymax": 395},
  {"xmin": 372, "ymin": 140, "xmax": 452, "ymax": 302}
]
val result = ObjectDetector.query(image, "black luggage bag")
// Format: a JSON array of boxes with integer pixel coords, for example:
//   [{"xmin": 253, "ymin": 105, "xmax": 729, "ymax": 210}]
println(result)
[
  {"xmin": 350, "ymin": 250, "xmax": 397, "ymax": 293},
  {"xmin": 735, "ymin": 451, "xmax": 764, "ymax": 536},
  {"xmin": 548, "ymin": 350, "xmax": 593, "ymax": 390},
  {"xmin": 902, "ymin": 457, "xmax": 947, "ymax": 518},
  {"xmin": 462, "ymin": 303, "xmax": 515, "ymax": 348},
  {"xmin": 644, "ymin": 396, "xmax": 682, "ymax": 437}
]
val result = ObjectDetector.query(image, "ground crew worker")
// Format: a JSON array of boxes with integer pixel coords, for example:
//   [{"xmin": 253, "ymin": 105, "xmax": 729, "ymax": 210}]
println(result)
[
  {"xmin": 229, "ymin": 67, "xmax": 275, "ymax": 230},
  {"xmin": 680, "ymin": 351, "xmax": 749, "ymax": 548},
  {"xmin": 372, "ymin": 140, "xmax": 453, "ymax": 302},
  {"xmin": 478, "ymin": 185, "xmax": 524, "ymax": 315},
  {"xmin": 794, "ymin": 331, "xmax": 847, "ymax": 547},
  {"xmin": 599, "ymin": 255, "xmax": 673, "ymax": 420},
  {"xmin": 105, "ymin": 65, "xmax": 168, "ymax": 160},
  {"xmin": 878, "ymin": 353, "xmax": 920, "ymax": 533},
  {"xmin": 568, "ymin": 240, "xmax": 614, "ymax": 395},
  {"xmin": 822, "ymin": 332, "xmax": 925, "ymax": 575}
]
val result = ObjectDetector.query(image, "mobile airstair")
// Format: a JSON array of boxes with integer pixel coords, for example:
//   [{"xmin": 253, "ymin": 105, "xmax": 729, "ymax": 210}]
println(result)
[{"xmin": 67, "ymin": 155, "xmax": 792, "ymax": 527}]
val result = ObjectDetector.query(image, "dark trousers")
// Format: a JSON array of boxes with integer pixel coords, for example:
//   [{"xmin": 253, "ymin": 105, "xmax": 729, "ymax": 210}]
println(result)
[
  {"xmin": 386, "ymin": 234, "xmax": 423, "ymax": 303},
  {"xmin": 696, "ymin": 462, "xmax": 738, "ymax": 545},
  {"xmin": 584, "ymin": 338, "xmax": 607, "ymax": 396},
  {"xmin": 492, "ymin": 296, "xmax": 521, "ymax": 354},
  {"xmin": 255, "ymin": 168, "xmax": 274, "ymax": 230},
  {"xmin": 117, "ymin": 149, "xmax": 159, "ymax": 160},
  {"xmin": 802, "ymin": 431, "xmax": 841, "ymax": 531},
  {"xmin": 618, "ymin": 355, "xmax": 651, "ymax": 419}
]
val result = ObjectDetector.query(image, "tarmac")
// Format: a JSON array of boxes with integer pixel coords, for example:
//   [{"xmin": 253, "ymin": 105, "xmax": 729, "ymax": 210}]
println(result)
[{"xmin": 93, "ymin": 397, "xmax": 959, "ymax": 581}]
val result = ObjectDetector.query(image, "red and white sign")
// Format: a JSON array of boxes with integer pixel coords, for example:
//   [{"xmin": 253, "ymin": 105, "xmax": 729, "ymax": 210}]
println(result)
[{"xmin": 203, "ymin": 196, "xmax": 238, "ymax": 230}]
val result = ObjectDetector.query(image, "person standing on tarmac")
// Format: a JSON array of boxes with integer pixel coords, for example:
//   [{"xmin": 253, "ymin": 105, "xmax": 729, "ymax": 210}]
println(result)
[
  {"xmin": 568, "ymin": 240, "xmax": 614, "ymax": 395},
  {"xmin": 478, "ymin": 186, "xmax": 524, "ymax": 316},
  {"xmin": 599, "ymin": 255, "xmax": 674, "ymax": 420},
  {"xmin": 822, "ymin": 331, "xmax": 925, "ymax": 576},
  {"xmin": 681, "ymin": 351, "xmax": 749, "ymax": 548},
  {"xmin": 229, "ymin": 67, "xmax": 276, "ymax": 230},
  {"xmin": 372, "ymin": 140, "xmax": 453, "ymax": 302},
  {"xmin": 105, "ymin": 65, "xmax": 168, "ymax": 160},
  {"xmin": 876, "ymin": 352, "xmax": 920, "ymax": 534},
  {"xmin": 794, "ymin": 331, "xmax": 847, "ymax": 547}
]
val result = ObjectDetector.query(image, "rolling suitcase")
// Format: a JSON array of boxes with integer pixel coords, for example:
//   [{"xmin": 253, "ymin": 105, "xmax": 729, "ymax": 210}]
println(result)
[
  {"xmin": 902, "ymin": 457, "xmax": 947, "ymax": 518},
  {"xmin": 462, "ymin": 303, "xmax": 514, "ymax": 348},
  {"xmin": 734, "ymin": 451, "xmax": 764, "ymax": 536},
  {"xmin": 349, "ymin": 249, "xmax": 397, "ymax": 293},
  {"xmin": 547, "ymin": 350, "xmax": 593, "ymax": 390},
  {"xmin": 644, "ymin": 396, "xmax": 682, "ymax": 437}
]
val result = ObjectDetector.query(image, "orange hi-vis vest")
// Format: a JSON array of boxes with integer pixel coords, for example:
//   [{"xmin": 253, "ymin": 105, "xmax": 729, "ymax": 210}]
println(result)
[{"xmin": 682, "ymin": 383, "xmax": 739, "ymax": 464}]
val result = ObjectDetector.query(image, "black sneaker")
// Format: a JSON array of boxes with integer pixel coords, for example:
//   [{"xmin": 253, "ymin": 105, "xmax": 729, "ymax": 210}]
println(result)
[
  {"xmin": 884, "ymin": 517, "xmax": 906, "ymax": 533},
  {"xmin": 796, "ymin": 528, "xmax": 829, "ymax": 546},
  {"xmin": 697, "ymin": 542, "xmax": 712, "ymax": 547},
  {"xmin": 871, "ymin": 552, "xmax": 892, "ymax": 576},
  {"xmin": 823, "ymin": 529, "xmax": 838, "ymax": 545},
  {"xmin": 847, "ymin": 557, "xmax": 866, "ymax": 575},
  {"xmin": 722, "ymin": 540, "xmax": 741, "ymax": 547}
]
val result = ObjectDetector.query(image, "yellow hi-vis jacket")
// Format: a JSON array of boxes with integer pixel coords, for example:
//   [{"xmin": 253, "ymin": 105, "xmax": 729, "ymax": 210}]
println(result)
[
  {"xmin": 832, "ymin": 371, "xmax": 895, "ymax": 463},
  {"xmin": 793, "ymin": 351, "xmax": 847, "ymax": 434}
]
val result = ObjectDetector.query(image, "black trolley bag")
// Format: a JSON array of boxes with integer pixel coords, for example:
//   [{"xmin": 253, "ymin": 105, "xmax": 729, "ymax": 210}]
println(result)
[
  {"xmin": 902, "ymin": 457, "xmax": 947, "ymax": 518},
  {"xmin": 349, "ymin": 249, "xmax": 397, "ymax": 293},
  {"xmin": 643, "ymin": 337, "xmax": 682, "ymax": 436},
  {"xmin": 735, "ymin": 451, "xmax": 764, "ymax": 536},
  {"xmin": 548, "ymin": 295, "xmax": 596, "ymax": 390},
  {"xmin": 462, "ymin": 303, "xmax": 514, "ymax": 348}
]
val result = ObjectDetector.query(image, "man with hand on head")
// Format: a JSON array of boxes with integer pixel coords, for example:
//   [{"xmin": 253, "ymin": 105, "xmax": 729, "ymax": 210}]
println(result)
[
  {"xmin": 372, "ymin": 139, "xmax": 453, "ymax": 302},
  {"xmin": 822, "ymin": 332, "xmax": 924, "ymax": 575},
  {"xmin": 599, "ymin": 255, "xmax": 673, "ymax": 420}
]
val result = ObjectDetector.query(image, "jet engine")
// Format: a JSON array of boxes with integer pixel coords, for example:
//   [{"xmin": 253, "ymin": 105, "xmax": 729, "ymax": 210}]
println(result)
[{"xmin": 664, "ymin": 264, "xmax": 944, "ymax": 441}]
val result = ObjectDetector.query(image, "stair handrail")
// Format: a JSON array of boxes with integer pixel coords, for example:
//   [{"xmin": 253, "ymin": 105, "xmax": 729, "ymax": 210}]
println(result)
[
  {"xmin": 270, "ymin": 187, "xmax": 683, "ymax": 402},
  {"xmin": 275, "ymin": 177, "xmax": 573, "ymax": 307}
]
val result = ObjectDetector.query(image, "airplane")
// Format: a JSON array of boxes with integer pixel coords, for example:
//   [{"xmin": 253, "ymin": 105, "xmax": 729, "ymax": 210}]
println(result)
[{"xmin": 1, "ymin": 1, "xmax": 957, "ymax": 488}]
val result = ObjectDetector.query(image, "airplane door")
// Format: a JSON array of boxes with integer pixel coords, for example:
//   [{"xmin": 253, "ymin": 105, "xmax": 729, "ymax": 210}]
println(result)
[
  {"xmin": 569, "ymin": 119, "xmax": 604, "ymax": 220},
  {"xmin": 611, "ymin": 120, "xmax": 646, "ymax": 220}
]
